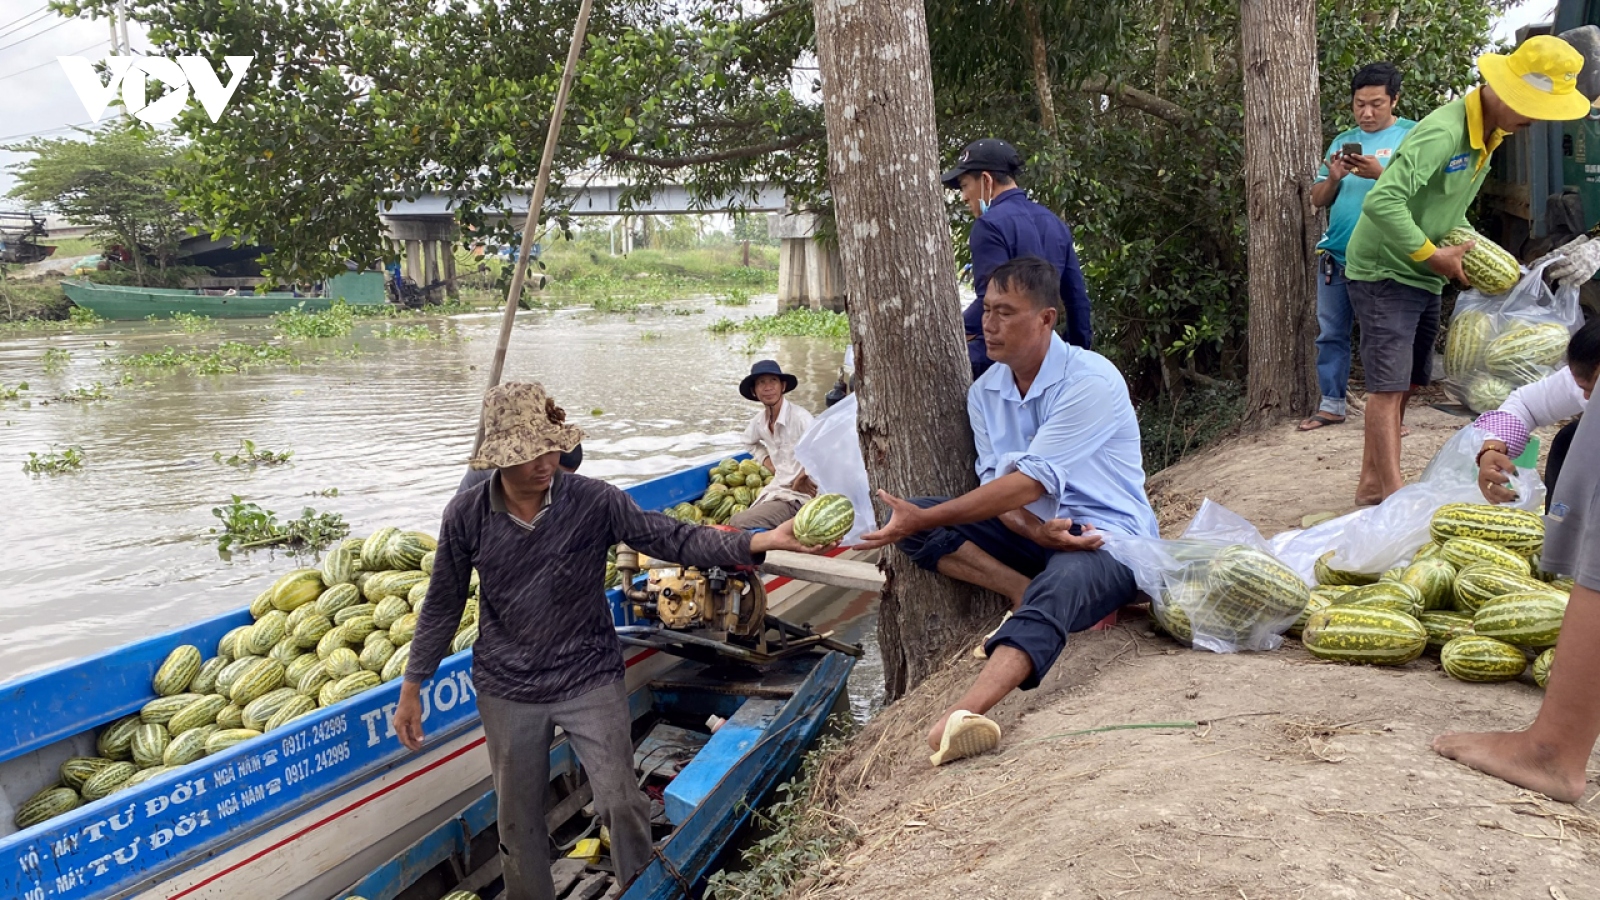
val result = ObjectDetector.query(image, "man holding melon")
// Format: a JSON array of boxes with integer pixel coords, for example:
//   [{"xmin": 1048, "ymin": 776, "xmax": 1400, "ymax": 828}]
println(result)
[
  {"xmin": 857, "ymin": 256, "xmax": 1159, "ymax": 766},
  {"xmin": 1343, "ymin": 36, "xmax": 1593, "ymax": 505}
]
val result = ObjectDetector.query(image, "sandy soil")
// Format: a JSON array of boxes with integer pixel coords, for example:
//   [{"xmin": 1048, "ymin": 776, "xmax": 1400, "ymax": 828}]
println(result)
[{"xmin": 796, "ymin": 400, "xmax": 1598, "ymax": 900}]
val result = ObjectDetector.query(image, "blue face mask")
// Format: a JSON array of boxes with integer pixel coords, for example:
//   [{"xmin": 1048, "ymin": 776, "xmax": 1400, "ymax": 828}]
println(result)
[{"xmin": 979, "ymin": 199, "xmax": 990, "ymax": 216}]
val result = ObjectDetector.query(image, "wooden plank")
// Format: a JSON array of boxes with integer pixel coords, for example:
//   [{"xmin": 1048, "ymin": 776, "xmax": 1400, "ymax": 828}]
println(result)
[{"xmin": 760, "ymin": 550, "xmax": 884, "ymax": 592}]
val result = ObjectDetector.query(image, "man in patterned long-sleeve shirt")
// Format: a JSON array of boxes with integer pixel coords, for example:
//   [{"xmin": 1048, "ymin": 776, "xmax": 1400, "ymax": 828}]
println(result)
[{"xmin": 396, "ymin": 381, "xmax": 827, "ymax": 900}]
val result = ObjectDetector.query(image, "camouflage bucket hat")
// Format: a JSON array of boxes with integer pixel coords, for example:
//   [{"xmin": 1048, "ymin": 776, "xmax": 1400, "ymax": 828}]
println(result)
[{"xmin": 469, "ymin": 381, "xmax": 585, "ymax": 470}]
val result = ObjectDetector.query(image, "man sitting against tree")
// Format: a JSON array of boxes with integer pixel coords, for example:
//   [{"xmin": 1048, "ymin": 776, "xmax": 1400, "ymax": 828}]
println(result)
[{"xmin": 858, "ymin": 256, "xmax": 1159, "ymax": 766}]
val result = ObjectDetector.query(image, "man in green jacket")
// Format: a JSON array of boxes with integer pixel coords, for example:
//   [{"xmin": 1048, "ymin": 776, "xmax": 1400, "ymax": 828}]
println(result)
[{"xmin": 1343, "ymin": 35, "xmax": 1592, "ymax": 505}]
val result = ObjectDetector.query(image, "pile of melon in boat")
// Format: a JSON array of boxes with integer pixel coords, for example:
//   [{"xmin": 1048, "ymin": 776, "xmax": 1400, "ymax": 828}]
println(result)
[{"xmin": 14, "ymin": 527, "xmax": 478, "ymax": 832}]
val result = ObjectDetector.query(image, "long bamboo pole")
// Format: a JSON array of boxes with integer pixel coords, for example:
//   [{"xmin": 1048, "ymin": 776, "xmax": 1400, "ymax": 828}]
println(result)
[{"xmin": 472, "ymin": 0, "xmax": 595, "ymax": 456}]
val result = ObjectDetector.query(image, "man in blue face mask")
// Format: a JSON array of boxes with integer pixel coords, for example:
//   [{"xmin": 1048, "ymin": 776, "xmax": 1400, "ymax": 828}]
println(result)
[{"xmin": 943, "ymin": 139, "xmax": 1093, "ymax": 378}]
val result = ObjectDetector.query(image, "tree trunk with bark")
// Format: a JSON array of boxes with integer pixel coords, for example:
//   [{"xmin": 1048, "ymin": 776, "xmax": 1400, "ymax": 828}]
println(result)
[
  {"xmin": 813, "ymin": 0, "xmax": 995, "ymax": 700},
  {"xmin": 1020, "ymin": 0, "xmax": 1059, "ymax": 137},
  {"xmin": 1240, "ymin": 0, "xmax": 1320, "ymax": 421}
]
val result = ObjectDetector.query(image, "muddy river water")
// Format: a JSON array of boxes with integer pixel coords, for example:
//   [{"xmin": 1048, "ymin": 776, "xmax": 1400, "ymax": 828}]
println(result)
[{"xmin": 0, "ymin": 292, "xmax": 882, "ymax": 718}]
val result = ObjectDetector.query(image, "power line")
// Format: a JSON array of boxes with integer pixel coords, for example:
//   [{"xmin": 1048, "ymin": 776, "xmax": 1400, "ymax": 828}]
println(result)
[
  {"xmin": 0, "ymin": 6, "xmax": 51, "ymax": 41},
  {"xmin": 0, "ymin": 15, "xmax": 72, "ymax": 55},
  {"xmin": 0, "ymin": 121, "xmax": 97, "ymax": 145},
  {"xmin": 0, "ymin": 38, "xmax": 110, "ymax": 83}
]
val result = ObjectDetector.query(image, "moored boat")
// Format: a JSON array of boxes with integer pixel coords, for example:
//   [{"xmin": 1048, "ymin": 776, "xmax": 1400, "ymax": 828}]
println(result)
[
  {"xmin": 0, "ymin": 458, "xmax": 873, "ymax": 900},
  {"xmin": 59, "ymin": 272, "xmax": 389, "ymax": 321}
]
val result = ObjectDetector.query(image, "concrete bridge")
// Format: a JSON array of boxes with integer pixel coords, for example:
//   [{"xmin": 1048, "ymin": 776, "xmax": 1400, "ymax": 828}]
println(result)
[{"xmin": 378, "ymin": 180, "xmax": 842, "ymax": 310}]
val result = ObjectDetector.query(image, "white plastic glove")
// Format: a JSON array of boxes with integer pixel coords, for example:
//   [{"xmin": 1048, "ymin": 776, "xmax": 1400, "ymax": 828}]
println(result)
[{"xmin": 1539, "ymin": 235, "xmax": 1600, "ymax": 290}]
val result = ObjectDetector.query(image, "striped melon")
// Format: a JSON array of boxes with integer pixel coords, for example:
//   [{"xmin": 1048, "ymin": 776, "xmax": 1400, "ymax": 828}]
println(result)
[
  {"xmin": 249, "ymin": 588, "xmax": 275, "ymax": 619},
  {"xmin": 389, "ymin": 613, "xmax": 418, "ymax": 646},
  {"xmin": 190, "ymin": 656, "xmax": 229, "ymax": 695},
  {"xmin": 1465, "ymin": 373, "xmax": 1516, "ymax": 413},
  {"xmin": 97, "ymin": 714, "xmax": 143, "ymax": 761},
  {"xmin": 334, "ymin": 603, "xmax": 378, "ymax": 626},
  {"xmin": 1379, "ymin": 566, "xmax": 1406, "ymax": 584},
  {"xmin": 1444, "ymin": 309, "xmax": 1493, "ymax": 380},
  {"xmin": 271, "ymin": 569, "xmax": 325, "ymax": 612},
  {"xmin": 321, "ymin": 671, "xmax": 381, "ymax": 706},
  {"xmin": 217, "ymin": 624, "xmax": 250, "ymax": 661},
  {"xmin": 363, "ymin": 571, "xmax": 429, "ymax": 603},
  {"xmin": 1486, "ymin": 322, "xmax": 1570, "ymax": 384},
  {"xmin": 388, "ymin": 532, "xmax": 436, "ymax": 571},
  {"xmin": 60, "ymin": 757, "xmax": 118, "ymax": 791},
  {"xmin": 163, "ymin": 725, "xmax": 217, "ymax": 767},
  {"xmin": 381, "ymin": 643, "xmax": 411, "ymax": 682},
  {"xmin": 286, "ymin": 603, "xmax": 316, "ymax": 632},
  {"xmin": 295, "ymin": 660, "xmax": 334, "ymax": 697},
  {"xmin": 141, "ymin": 693, "xmax": 204, "ymax": 726},
  {"xmin": 168, "ymin": 694, "xmax": 229, "ymax": 735},
  {"xmin": 131, "ymin": 724, "xmax": 171, "ymax": 768},
  {"xmin": 341, "ymin": 536, "xmax": 368, "ymax": 565},
  {"xmin": 1440, "ymin": 635, "xmax": 1527, "ymax": 682},
  {"xmin": 1441, "ymin": 537, "xmax": 1531, "ymax": 575},
  {"xmin": 341, "ymin": 615, "xmax": 379, "ymax": 644},
  {"xmin": 204, "ymin": 728, "xmax": 262, "ymax": 755},
  {"xmin": 153, "ymin": 645, "xmax": 203, "ymax": 696},
  {"xmin": 1420, "ymin": 610, "xmax": 1475, "ymax": 652},
  {"xmin": 244, "ymin": 610, "xmax": 290, "ymax": 656},
  {"xmin": 452, "ymin": 623, "xmax": 479, "ymax": 654},
  {"xmin": 1197, "ymin": 546, "xmax": 1310, "ymax": 639},
  {"xmin": 373, "ymin": 596, "xmax": 410, "ymax": 630},
  {"xmin": 1314, "ymin": 551, "xmax": 1378, "ymax": 587},
  {"xmin": 1453, "ymin": 564, "xmax": 1551, "ymax": 614},
  {"xmin": 1336, "ymin": 582, "xmax": 1423, "ymax": 618},
  {"xmin": 80, "ymin": 761, "xmax": 138, "ymax": 801},
  {"xmin": 268, "ymin": 637, "xmax": 302, "ymax": 667},
  {"xmin": 792, "ymin": 494, "xmax": 854, "ymax": 547},
  {"xmin": 1288, "ymin": 591, "xmax": 1336, "ymax": 639},
  {"xmin": 294, "ymin": 613, "xmax": 335, "ymax": 649},
  {"xmin": 360, "ymin": 636, "xmax": 396, "ymax": 673},
  {"xmin": 14, "ymin": 786, "xmax": 81, "ymax": 830},
  {"xmin": 325, "ymin": 647, "xmax": 363, "ymax": 679},
  {"xmin": 1431, "ymin": 503, "xmax": 1544, "ymax": 554},
  {"xmin": 315, "ymin": 582, "xmax": 363, "ymax": 617},
  {"xmin": 1440, "ymin": 227, "xmax": 1521, "ymax": 294},
  {"xmin": 265, "ymin": 695, "xmax": 317, "ymax": 731},
  {"xmin": 114, "ymin": 766, "xmax": 171, "ymax": 794},
  {"xmin": 408, "ymin": 579, "xmax": 430, "ymax": 606},
  {"xmin": 419, "ymin": 551, "xmax": 435, "ymax": 575},
  {"xmin": 1399, "ymin": 558, "xmax": 1457, "ymax": 611},
  {"xmin": 1473, "ymin": 591, "xmax": 1567, "ymax": 647},
  {"xmin": 216, "ymin": 703, "xmax": 246, "ymax": 730},
  {"xmin": 1533, "ymin": 648, "xmax": 1555, "ymax": 688},
  {"xmin": 216, "ymin": 655, "xmax": 263, "ymax": 695},
  {"xmin": 242, "ymin": 687, "xmax": 302, "ymax": 731},
  {"xmin": 1412, "ymin": 541, "xmax": 1448, "ymax": 564},
  {"xmin": 229, "ymin": 658, "xmax": 286, "ymax": 706},
  {"xmin": 362, "ymin": 527, "xmax": 401, "ymax": 571},
  {"xmin": 316, "ymin": 624, "xmax": 353, "ymax": 659},
  {"xmin": 441, "ymin": 892, "xmax": 483, "ymax": 900},
  {"xmin": 285, "ymin": 652, "xmax": 322, "ymax": 687},
  {"xmin": 1301, "ymin": 606, "xmax": 1427, "ymax": 665},
  {"xmin": 321, "ymin": 545, "xmax": 359, "ymax": 586}
]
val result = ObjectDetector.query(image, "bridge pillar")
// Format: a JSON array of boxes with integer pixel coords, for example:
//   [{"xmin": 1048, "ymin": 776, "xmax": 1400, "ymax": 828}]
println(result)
[
  {"xmin": 769, "ymin": 213, "xmax": 846, "ymax": 312},
  {"xmin": 384, "ymin": 219, "xmax": 460, "ymax": 302}
]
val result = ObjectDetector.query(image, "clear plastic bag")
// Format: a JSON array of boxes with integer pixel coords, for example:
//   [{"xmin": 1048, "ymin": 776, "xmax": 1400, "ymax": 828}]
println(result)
[
  {"xmin": 1104, "ymin": 500, "xmax": 1309, "ymax": 654},
  {"xmin": 791, "ymin": 393, "xmax": 877, "ymax": 544},
  {"xmin": 1269, "ymin": 424, "xmax": 1545, "ymax": 582},
  {"xmin": 1441, "ymin": 259, "xmax": 1583, "ymax": 412}
]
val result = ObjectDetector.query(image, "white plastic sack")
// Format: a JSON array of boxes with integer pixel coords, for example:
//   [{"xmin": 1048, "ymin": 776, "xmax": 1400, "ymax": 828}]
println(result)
[
  {"xmin": 1104, "ymin": 500, "xmax": 1309, "ymax": 654},
  {"xmin": 1269, "ymin": 424, "xmax": 1545, "ymax": 582},
  {"xmin": 1442, "ymin": 259, "xmax": 1583, "ymax": 412},
  {"xmin": 792, "ymin": 393, "xmax": 877, "ymax": 543}
]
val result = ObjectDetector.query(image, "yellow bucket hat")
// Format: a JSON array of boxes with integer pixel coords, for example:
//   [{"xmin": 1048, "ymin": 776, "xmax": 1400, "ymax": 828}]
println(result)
[
  {"xmin": 469, "ymin": 381, "xmax": 584, "ymax": 470},
  {"xmin": 1478, "ymin": 35, "xmax": 1593, "ymax": 121}
]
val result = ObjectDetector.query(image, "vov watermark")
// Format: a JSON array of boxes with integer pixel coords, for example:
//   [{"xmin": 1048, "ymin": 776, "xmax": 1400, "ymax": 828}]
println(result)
[{"xmin": 58, "ymin": 55, "xmax": 253, "ymax": 125}]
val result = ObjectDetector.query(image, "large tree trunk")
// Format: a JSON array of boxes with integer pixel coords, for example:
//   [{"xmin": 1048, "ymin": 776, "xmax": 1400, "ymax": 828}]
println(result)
[
  {"xmin": 1240, "ymin": 0, "xmax": 1320, "ymax": 421},
  {"xmin": 1020, "ymin": 0, "xmax": 1059, "ymax": 137},
  {"xmin": 813, "ymin": 0, "xmax": 995, "ymax": 700}
]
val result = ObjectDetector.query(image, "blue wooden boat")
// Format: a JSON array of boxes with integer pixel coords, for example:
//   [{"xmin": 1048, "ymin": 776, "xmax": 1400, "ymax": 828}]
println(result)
[
  {"xmin": 339, "ymin": 651, "xmax": 853, "ymax": 900},
  {"xmin": 0, "ymin": 459, "xmax": 869, "ymax": 900}
]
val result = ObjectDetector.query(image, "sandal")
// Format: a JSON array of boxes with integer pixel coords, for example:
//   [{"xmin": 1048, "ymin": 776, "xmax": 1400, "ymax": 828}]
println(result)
[
  {"xmin": 929, "ymin": 711, "xmax": 1002, "ymax": 766},
  {"xmin": 972, "ymin": 611, "xmax": 1012, "ymax": 659},
  {"xmin": 1297, "ymin": 412, "xmax": 1346, "ymax": 432}
]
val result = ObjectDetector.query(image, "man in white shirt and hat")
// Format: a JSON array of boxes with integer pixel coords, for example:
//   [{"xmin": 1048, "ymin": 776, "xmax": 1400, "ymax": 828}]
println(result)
[{"xmin": 729, "ymin": 359, "xmax": 817, "ymax": 530}]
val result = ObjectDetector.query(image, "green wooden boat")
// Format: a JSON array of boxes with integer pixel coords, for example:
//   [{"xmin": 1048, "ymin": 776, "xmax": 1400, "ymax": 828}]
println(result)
[{"xmin": 60, "ymin": 272, "xmax": 388, "ymax": 320}]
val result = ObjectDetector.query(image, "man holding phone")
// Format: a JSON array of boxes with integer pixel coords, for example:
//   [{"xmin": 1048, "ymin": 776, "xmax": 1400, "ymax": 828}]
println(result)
[{"xmin": 1300, "ymin": 63, "xmax": 1416, "ymax": 432}]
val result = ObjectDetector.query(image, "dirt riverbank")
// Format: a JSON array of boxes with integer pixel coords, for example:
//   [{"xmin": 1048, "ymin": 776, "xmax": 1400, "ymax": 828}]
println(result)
[{"xmin": 795, "ymin": 401, "xmax": 1599, "ymax": 900}]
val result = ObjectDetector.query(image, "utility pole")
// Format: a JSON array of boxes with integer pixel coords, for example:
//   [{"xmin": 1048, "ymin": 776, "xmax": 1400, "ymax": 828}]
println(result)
[{"xmin": 116, "ymin": 1, "xmax": 130, "ymax": 55}]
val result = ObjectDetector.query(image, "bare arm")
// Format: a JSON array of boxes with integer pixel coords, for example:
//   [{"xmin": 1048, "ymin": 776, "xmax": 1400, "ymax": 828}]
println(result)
[{"xmin": 856, "ymin": 472, "xmax": 1044, "ymax": 550}]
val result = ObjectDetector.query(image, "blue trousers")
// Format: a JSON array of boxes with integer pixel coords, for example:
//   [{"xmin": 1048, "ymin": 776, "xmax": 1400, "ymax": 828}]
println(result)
[
  {"xmin": 897, "ymin": 498, "xmax": 1136, "ymax": 690},
  {"xmin": 1315, "ymin": 257, "xmax": 1353, "ymax": 416}
]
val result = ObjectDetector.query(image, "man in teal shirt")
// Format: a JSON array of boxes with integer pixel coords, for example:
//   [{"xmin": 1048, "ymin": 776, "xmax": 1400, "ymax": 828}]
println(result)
[
  {"xmin": 1300, "ymin": 63, "xmax": 1415, "ymax": 431},
  {"xmin": 1342, "ymin": 36, "xmax": 1592, "ymax": 505}
]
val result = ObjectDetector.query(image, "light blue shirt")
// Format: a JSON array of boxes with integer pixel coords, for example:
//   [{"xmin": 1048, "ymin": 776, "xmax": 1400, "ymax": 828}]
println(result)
[
  {"xmin": 968, "ymin": 334, "xmax": 1159, "ymax": 539},
  {"xmin": 1315, "ymin": 118, "xmax": 1417, "ymax": 264}
]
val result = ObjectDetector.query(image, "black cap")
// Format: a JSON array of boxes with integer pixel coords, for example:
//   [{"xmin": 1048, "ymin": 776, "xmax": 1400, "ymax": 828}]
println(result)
[{"xmin": 941, "ymin": 139, "xmax": 1023, "ymax": 189}]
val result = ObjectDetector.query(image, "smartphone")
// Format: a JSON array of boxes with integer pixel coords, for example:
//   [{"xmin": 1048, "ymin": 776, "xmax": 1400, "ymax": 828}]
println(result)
[{"xmin": 1341, "ymin": 141, "xmax": 1363, "ymax": 159}]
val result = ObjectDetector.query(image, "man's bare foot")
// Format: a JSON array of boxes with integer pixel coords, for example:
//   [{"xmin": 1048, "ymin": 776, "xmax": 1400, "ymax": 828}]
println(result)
[
  {"xmin": 928, "ymin": 706, "xmax": 957, "ymax": 750},
  {"xmin": 1433, "ymin": 730, "xmax": 1587, "ymax": 803}
]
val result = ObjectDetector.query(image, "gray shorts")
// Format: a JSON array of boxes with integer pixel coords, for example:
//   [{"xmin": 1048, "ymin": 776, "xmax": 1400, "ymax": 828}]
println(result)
[{"xmin": 1347, "ymin": 278, "xmax": 1440, "ymax": 393}]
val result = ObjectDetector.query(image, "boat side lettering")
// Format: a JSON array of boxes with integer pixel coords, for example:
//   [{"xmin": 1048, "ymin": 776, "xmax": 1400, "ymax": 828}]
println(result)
[{"xmin": 360, "ymin": 669, "xmax": 475, "ymax": 748}]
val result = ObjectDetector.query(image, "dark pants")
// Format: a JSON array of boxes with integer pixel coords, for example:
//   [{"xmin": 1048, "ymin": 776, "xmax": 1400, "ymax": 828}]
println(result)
[
  {"xmin": 478, "ymin": 681, "xmax": 652, "ymax": 900},
  {"xmin": 897, "ymin": 498, "xmax": 1137, "ymax": 690},
  {"xmin": 1348, "ymin": 278, "xmax": 1441, "ymax": 392},
  {"xmin": 1547, "ymin": 417, "xmax": 1581, "ymax": 513}
]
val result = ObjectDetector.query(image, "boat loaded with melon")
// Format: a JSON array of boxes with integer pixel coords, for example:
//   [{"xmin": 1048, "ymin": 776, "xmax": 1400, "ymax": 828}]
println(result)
[{"xmin": 0, "ymin": 456, "xmax": 876, "ymax": 900}]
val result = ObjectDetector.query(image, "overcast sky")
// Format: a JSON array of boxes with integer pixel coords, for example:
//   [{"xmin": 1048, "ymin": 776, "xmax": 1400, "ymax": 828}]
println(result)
[{"xmin": 0, "ymin": 0, "xmax": 1567, "ymax": 212}]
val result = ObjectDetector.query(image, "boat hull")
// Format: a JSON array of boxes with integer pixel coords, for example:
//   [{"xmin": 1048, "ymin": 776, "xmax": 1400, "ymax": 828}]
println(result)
[{"xmin": 60, "ymin": 273, "xmax": 388, "ymax": 320}]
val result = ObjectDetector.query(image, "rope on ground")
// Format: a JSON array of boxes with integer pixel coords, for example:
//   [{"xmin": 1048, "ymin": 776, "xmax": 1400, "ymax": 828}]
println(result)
[{"xmin": 1013, "ymin": 720, "xmax": 1200, "ymax": 746}]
